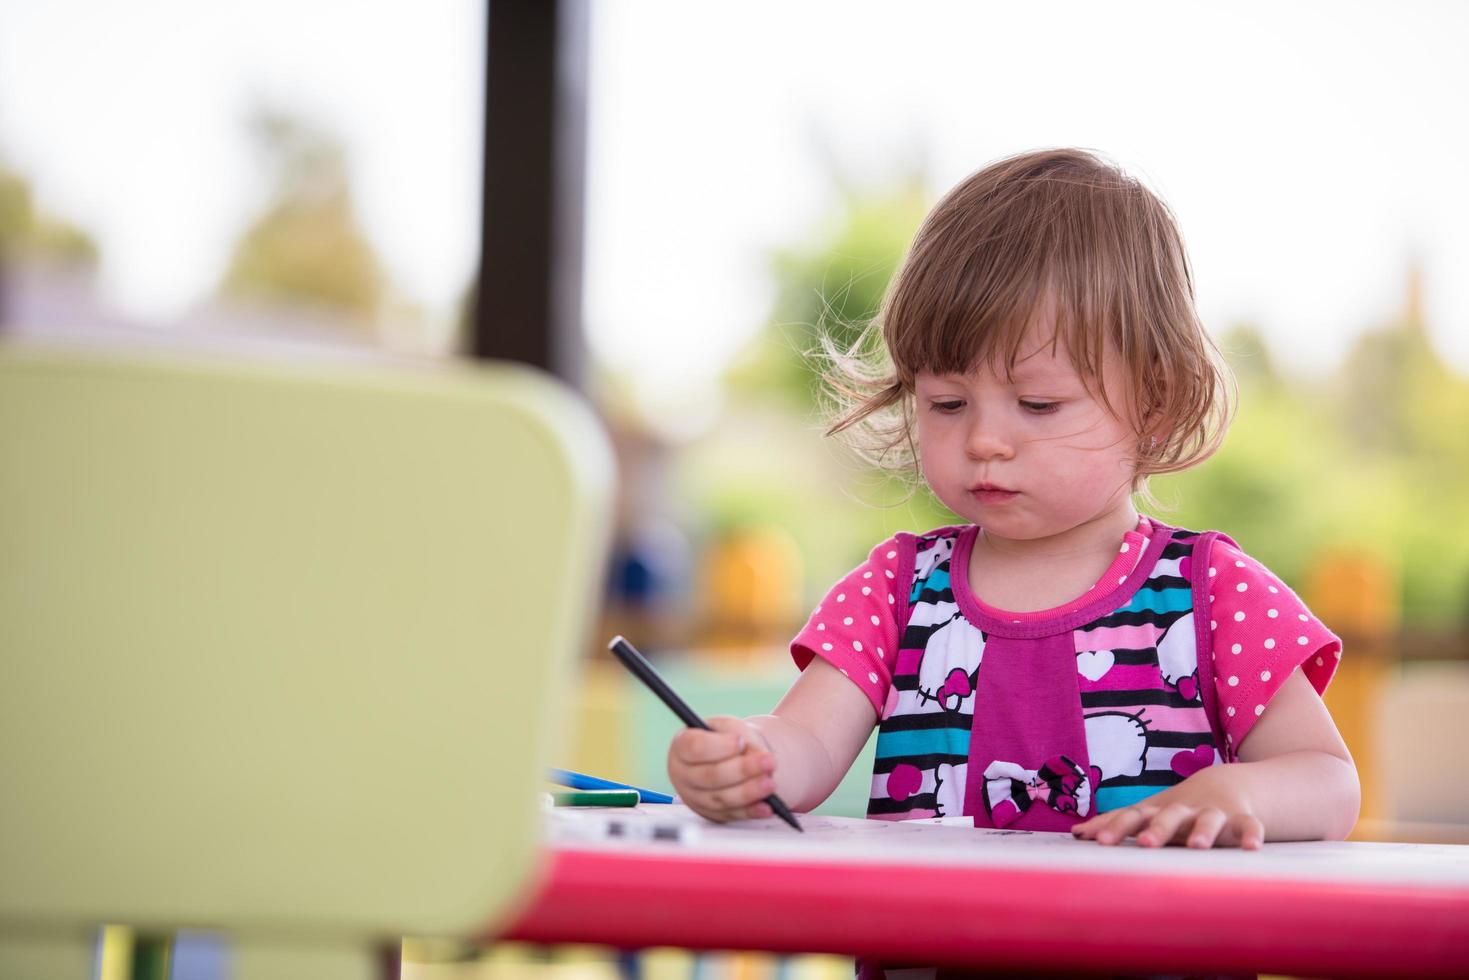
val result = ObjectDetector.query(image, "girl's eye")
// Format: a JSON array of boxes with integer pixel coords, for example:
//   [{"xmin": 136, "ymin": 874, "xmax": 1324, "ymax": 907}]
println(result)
[
  {"xmin": 930, "ymin": 400, "xmax": 965, "ymax": 414},
  {"xmin": 1020, "ymin": 400, "xmax": 1061, "ymax": 414}
]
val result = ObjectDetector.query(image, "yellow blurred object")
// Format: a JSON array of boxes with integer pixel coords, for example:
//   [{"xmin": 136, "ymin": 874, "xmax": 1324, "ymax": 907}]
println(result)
[
  {"xmin": 0, "ymin": 343, "xmax": 613, "ymax": 974},
  {"xmin": 1306, "ymin": 550, "xmax": 1399, "ymax": 824},
  {"xmin": 726, "ymin": 951, "xmax": 777, "ymax": 980},
  {"xmin": 566, "ymin": 662, "xmax": 633, "ymax": 784},
  {"xmin": 785, "ymin": 956, "xmax": 858, "ymax": 980},
  {"xmin": 96, "ymin": 926, "xmax": 135, "ymax": 980},
  {"xmin": 402, "ymin": 937, "xmax": 480, "ymax": 968},
  {"xmin": 1305, "ymin": 551, "xmax": 1401, "ymax": 638},
  {"xmin": 699, "ymin": 525, "xmax": 805, "ymax": 656},
  {"xmin": 639, "ymin": 947, "xmax": 698, "ymax": 980},
  {"xmin": 476, "ymin": 944, "xmax": 547, "ymax": 980},
  {"xmin": 546, "ymin": 945, "xmax": 621, "ymax": 980}
]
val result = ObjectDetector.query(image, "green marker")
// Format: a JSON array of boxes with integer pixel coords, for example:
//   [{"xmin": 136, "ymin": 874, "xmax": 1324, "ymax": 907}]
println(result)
[{"xmin": 552, "ymin": 789, "xmax": 640, "ymax": 807}]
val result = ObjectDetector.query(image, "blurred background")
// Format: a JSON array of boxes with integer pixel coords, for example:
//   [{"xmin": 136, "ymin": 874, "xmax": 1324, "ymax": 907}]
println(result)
[{"xmin": 3, "ymin": 0, "xmax": 1467, "ymax": 947}]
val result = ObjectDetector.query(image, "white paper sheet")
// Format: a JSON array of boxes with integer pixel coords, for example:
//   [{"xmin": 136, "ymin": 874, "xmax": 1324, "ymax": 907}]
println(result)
[{"xmin": 545, "ymin": 803, "xmax": 1469, "ymax": 889}]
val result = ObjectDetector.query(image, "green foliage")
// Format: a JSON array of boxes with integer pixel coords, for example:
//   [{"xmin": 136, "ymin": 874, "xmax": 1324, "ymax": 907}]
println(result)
[
  {"xmin": 0, "ymin": 163, "xmax": 98, "ymax": 267},
  {"xmin": 1117, "ymin": 311, "xmax": 1469, "ymax": 624},
  {"xmin": 727, "ymin": 181, "xmax": 928, "ymax": 412},
  {"xmin": 1330, "ymin": 313, "xmax": 1469, "ymax": 621},
  {"xmin": 1150, "ymin": 380, "xmax": 1345, "ymax": 586},
  {"xmin": 217, "ymin": 109, "xmax": 384, "ymax": 325},
  {"xmin": 1160, "ymin": 313, "xmax": 1469, "ymax": 625}
]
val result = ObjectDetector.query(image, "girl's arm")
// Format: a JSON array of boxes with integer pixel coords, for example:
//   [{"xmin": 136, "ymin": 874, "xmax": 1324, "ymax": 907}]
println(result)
[
  {"xmin": 667, "ymin": 658, "xmax": 878, "ymax": 820},
  {"xmin": 1073, "ymin": 668, "xmax": 1360, "ymax": 848},
  {"xmin": 748, "ymin": 657, "xmax": 880, "ymax": 811}
]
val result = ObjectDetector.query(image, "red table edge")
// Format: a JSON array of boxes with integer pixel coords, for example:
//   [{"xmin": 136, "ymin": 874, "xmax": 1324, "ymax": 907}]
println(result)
[{"xmin": 494, "ymin": 847, "xmax": 1469, "ymax": 978}]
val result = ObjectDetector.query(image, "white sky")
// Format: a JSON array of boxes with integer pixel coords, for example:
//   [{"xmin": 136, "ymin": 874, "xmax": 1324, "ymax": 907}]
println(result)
[
  {"xmin": 3, "ymin": 1, "xmax": 1467, "ymax": 396},
  {"xmin": 0, "ymin": 0, "xmax": 485, "ymax": 323}
]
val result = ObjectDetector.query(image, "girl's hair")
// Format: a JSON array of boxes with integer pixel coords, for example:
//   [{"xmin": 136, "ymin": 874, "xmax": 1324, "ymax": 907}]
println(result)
[{"xmin": 823, "ymin": 147, "xmax": 1234, "ymax": 494}]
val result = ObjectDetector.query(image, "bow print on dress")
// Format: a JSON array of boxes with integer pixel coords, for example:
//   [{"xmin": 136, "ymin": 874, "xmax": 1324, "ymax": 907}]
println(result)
[{"xmin": 981, "ymin": 755, "xmax": 1092, "ymax": 828}]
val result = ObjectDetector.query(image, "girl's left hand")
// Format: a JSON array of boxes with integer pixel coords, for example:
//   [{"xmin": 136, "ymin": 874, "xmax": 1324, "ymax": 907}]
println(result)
[{"xmin": 1070, "ymin": 764, "xmax": 1264, "ymax": 849}]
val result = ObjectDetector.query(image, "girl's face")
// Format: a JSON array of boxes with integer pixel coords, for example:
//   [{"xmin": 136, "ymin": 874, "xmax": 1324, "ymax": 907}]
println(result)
[{"xmin": 914, "ymin": 327, "xmax": 1141, "ymax": 546}]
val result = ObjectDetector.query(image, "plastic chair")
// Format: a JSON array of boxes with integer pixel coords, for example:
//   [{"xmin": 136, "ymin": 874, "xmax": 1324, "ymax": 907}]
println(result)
[{"xmin": 0, "ymin": 342, "xmax": 613, "ymax": 978}]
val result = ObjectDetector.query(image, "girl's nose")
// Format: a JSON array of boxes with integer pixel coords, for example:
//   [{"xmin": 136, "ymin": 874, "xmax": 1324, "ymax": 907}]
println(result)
[{"xmin": 965, "ymin": 419, "xmax": 1015, "ymax": 461}]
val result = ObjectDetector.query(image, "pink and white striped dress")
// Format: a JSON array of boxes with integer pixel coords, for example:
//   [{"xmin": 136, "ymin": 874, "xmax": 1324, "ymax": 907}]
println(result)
[{"xmin": 791, "ymin": 519, "xmax": 1341, "ymax": 830}]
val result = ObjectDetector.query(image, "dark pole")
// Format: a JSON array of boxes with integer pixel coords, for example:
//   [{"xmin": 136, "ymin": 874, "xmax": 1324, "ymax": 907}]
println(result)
[{"xmin": 472, "ymin": 0, "xmax": 589, "ymax": 385}]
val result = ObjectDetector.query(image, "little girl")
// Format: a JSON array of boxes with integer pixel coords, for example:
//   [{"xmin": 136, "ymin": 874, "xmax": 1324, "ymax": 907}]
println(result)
[{"xmin": 668, "ymin": 148, "xmax": 1359, "ymax": 856}]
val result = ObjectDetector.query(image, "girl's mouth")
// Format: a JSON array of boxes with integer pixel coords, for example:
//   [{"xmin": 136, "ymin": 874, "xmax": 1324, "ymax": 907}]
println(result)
[{"xmin": 971, "ymin": 485, "xmax": 1019, "ymax": 504}]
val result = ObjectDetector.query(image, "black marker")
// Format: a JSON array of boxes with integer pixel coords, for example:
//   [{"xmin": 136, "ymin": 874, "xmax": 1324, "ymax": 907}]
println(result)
[{"xmin": 608, "ymin": 635, "xmax": 803, "ymax": 832}]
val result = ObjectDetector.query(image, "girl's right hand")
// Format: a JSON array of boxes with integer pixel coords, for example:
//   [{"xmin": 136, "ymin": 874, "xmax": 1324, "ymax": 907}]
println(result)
[{"xmin": 666, "ymin": 715, "xmax": 778, "ymax": 822}]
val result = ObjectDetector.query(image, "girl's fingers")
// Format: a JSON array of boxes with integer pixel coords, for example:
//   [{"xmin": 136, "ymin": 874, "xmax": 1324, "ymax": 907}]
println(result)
[
  {"xmin": 1072, "ymin": 812, "xmax": 1115, "ymax": 841},
  {"xmin": 1077, "ymin": 802, "xmax": 1258, "ymax": 849},
  {"xmin": 1079, "ymin": 806, "xmax": 1256, "ymax": 848},
  {"xmin": 1136, "ymin": 804, "xmax": 1194, "ymax": 847},
  {"xmin": 724, "ymin": 800, "xmax": 774, "ymax": 822},
  {"xmin": 1097, "ymin": 806, "xmax": 1153, "ymax": 845},
  {"xmin": 671, "ymin": 727, "xmax": 744, "ymax": 765},
  {"xmin": 705, "ymin": 775, "xmax": 776, "ymax": 813},
  {"xmin": 704, "ymin": 803, "xmax": 771, "ymax": 823},
  {"xmin": 1225, "ymin": 813, "xmax": 1266, "ymax": 850},
  {"xmin": 667, "ymin": 715, "xmax": 781, "ymax": 825},
  {"xmin": 1187, "ymin": 807, "xmax": 1228, "ymax": 848},
  {"xmin": 679, "ymin": 750, "xmax": 774, "ymax": 792},
  {"xmin": 1072, "ymin": 811, "xmax": 1119, "ymax": 839}
]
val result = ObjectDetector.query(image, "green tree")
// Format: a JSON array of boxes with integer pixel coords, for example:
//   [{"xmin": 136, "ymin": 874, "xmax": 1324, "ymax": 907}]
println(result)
[
  {"xmin": 1328, "ymin": 269, "xmax": 1469, "ymax": 622},
  {"xmin": 218, "ymin": 109, "xmax": 384, "ymax": 327},
  {"xmin": 0, "ymin": 163, "xmax": 98, "ymax": 268},
  {"xmin": 1160, "ymin": 268, "xmax": 1469, "ymax": 626},
  {"xmin": 1150, "ymin": 364, "xmax": 1343, "ymax": 590},
  {"xmin": 728, "ymin": 179, "xmax": 930, "ymax": 411},
  {"xmin": 1217, "ymin": 322, "xmax": 1280, "ymax": 391}
]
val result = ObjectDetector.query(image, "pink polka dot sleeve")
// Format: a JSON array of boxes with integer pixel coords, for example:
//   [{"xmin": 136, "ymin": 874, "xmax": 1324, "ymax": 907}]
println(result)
[
  {"xmin": 1207, "ymin": 540, "xmax": 1341, "ymax": 753},
  {"xmin": 790, "ymin": 536, "xmax": 905, "ymax": 716}
]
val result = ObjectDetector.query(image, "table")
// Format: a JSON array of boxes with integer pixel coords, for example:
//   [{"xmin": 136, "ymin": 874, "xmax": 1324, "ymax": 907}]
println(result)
[{"xmin": 497, "ymin": 805, "xmax": 1469, "ymax": 978}]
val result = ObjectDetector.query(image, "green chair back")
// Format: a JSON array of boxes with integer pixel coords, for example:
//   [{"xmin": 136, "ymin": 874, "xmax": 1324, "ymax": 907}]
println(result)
[{"xmin": 0, "ymin": 343, "xmax": 611, "ymax": 963}]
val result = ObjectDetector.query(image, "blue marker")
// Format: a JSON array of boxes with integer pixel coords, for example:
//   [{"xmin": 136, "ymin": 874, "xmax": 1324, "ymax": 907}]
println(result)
[{"xmin": 549, "ymin": 767, "xmax": 675, "ymax": 804}]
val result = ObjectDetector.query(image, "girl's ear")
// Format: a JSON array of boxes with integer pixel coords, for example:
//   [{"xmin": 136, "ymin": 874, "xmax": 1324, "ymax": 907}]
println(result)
[
  {"xmin": 1136, "ymin": 377, "xmax": 1172, "ymax": 453},
  {"xmin": 1136, "ymin": 406, "xmax": 1171, "ymax": 462},
  {"xmin": 1134, "ymin": 411, "xmax": 1169, "ymax": 455}
]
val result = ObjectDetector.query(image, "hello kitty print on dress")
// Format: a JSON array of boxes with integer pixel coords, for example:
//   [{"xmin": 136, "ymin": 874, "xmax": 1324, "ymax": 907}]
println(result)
[{"xmin": 790, "ymin": 519, "xmax": 1341, "ymax": 829}]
